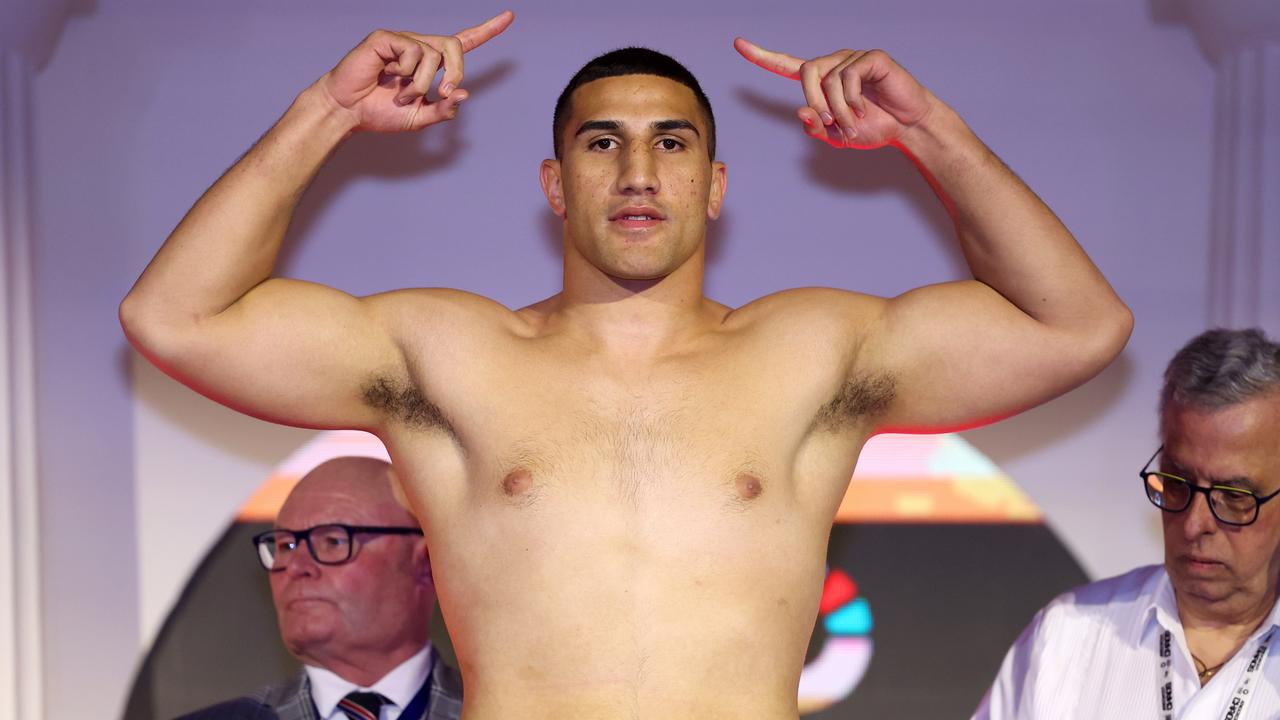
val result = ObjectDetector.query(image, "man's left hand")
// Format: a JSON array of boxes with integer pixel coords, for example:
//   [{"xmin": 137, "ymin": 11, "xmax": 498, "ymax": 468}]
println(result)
[{"xmin": 734, "ymin": 39, "xmax": 936, "ymax": 149}]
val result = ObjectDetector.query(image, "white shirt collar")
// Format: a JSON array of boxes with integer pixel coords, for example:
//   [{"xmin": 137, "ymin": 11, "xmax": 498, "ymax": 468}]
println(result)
[
  {"xmin": 1261, "ymin": 589, "xmax": 1280, "ymax": 636},
  {"xmin": 1144, "ymin": 567, "xmax": 1181, "ymax": 638},
  {"xmin": 305, "ymin": 642, "xmax": 433, "ymax": 719}
]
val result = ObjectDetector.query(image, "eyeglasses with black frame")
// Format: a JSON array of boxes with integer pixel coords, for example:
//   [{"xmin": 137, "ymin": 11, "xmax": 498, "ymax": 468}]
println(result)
[
  {"xmin": 1140, "ymin": 445, "xmax": 1280, "ymax": 527},
  {"xmin": 252, "ymin": 524, "xmax": 424, "ymax": 571}
]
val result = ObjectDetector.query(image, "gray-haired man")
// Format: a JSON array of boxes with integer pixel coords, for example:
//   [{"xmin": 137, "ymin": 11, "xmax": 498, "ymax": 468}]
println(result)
[{"xmin": 975, "ymin": 328, "xmax": 1280, "ymax": 719}]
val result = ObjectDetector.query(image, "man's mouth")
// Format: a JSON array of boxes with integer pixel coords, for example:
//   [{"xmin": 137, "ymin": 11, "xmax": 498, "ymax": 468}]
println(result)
[
  {"xmin": 609, "ymin": 207, "xmax": 666, "ymax": 228},
  {"xmin": 286, "ymin": 595, "xmax": 332, "ymax": 607},
  {"xmin": 1180, "ymin": 554, "xmax": 1226, "ymax": 571}
]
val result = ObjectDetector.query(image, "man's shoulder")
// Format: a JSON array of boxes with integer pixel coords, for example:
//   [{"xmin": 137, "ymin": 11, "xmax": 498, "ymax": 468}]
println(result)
[
  {"xmin": 723, "ymin": 288, "xmax": 885, "ymax": 347},
  {"xmin": 734, "ymin": 287, "xmax": 883, "ymax": 318},
  {"xmin": 371, "ymin": 288, "xmax": 544, "ymax": 375},
  {"xmin": 175, "ymin": 675, "xmax": 308, "ymax": 720},
  {"xmin": 427, "ymin": 650, "xmax": 464, "ymax": 720},
  {"xmin": 1037, "ymin": 564, "xmax": 1164, "ymax": 630},
  {"xmin": 430, "ymin": 649, "xmax": 463, "ymax": 697},
  {"xmin": 373, "ymin": 285, "xmax": 519, "ymax": 319},
  {"xmin": 373, "ymin": 287, "xmax": 528, "ymax": 334}
]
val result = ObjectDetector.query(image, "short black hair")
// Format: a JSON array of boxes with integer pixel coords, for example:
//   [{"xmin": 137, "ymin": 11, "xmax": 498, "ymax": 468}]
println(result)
[{"xmin": 552, "ymin": 47, "xmax": 716, "ymax": 160}]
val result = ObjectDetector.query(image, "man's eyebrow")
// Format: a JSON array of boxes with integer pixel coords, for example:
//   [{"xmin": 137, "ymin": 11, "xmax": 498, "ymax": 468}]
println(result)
[
  {"xmin": 575, "ymin": 120, "xmax": 621, "ymax": 137},
  {"xmin": 1163, "ymin": 457, "xmax": 1258, "ymax": 491},
  {"xmin": 1210, "ymin": 476, "xmax": 1258, "ymax": 492},
  {"xmin": 573, "ymin": 119, "xmax": 701, "ymax": 137},
  {"xmin": 653, "ymin": 119, "xmax": 700, "ymax": 136}
]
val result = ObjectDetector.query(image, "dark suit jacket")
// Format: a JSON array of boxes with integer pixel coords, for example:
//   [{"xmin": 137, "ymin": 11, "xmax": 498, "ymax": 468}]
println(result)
[{"xmin": 178, "ymin": 646, "xmax": 462, "ymax": 720}]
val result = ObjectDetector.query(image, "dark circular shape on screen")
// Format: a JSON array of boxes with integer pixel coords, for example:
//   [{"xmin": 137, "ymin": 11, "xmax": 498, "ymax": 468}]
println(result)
[{"xmin": 801, "ymin": 523, "xmax": 1086, "ymax": 717}]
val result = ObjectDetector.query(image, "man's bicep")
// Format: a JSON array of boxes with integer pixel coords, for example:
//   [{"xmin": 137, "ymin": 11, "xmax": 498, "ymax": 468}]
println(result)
[
  {"xmin": 128, "ymin": 278, "xmax": 407, "ymax": 431},
  {"xmin": 860, "ymin": 280, "xmax": 1104, "ymax": 433}
]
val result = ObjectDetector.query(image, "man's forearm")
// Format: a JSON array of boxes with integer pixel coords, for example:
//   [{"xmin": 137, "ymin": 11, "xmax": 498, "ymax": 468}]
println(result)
[
  {"xmin": 121, "ymin": 82, "xmax": 356, "ymax": 328},
  {"xmin": 893, "ymin": 100, "xmax": 1128, "ymax": 335}
]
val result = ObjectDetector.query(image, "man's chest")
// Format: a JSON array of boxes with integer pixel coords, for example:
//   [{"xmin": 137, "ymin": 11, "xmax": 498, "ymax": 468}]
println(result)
[{"xmin": 379, "ymin": 332, "xmax": 875, "ymax": 517}]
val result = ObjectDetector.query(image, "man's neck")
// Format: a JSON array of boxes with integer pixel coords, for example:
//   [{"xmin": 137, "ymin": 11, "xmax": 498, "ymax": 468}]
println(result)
[
  {"xmin": 1177, "ymin": 585, "xmax": 1278, "ymax": 670},
  {"xmin": 306, "ymin": 640, "xmax": 426, "ymax": 688},
  {"xmin": 552, "ymin": 250, "xmax": 721, "ymax": 356}
]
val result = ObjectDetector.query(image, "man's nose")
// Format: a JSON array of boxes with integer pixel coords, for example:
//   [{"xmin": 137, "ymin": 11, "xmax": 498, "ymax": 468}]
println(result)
[
  {"xmin": 617, "ymin": 145, "xmax": 659, "ymax": 195},
  {"xmin": 1181, "ymin": 490, "xmax": 1220, "ymax": 538},
  {"xmin": 283, "ymin": 542, "xmax": 321, "ymax": 577}
]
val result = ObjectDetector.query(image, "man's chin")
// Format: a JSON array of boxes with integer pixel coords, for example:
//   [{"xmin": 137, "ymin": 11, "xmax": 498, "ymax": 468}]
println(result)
[
  {"xmin": 587, "ymin": 242, "xmax": 695, "ymax": 282},
  {"xmin": 280, "ymin": 607, "xmax": 339, "ymax": 646},
  {"xmin": 282, "ymin": 623, "xmax": 335, "ymax": 655},
  {"xmin": 600, "ymin": 254, "xmax": 688, "ymax": 283},
  {"xmin": 605, "ymin": 269, "xmax": 667, "ymax": 285}
]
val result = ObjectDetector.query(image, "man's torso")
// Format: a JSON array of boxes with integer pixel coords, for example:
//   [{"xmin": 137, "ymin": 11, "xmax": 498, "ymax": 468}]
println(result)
[{"xmin": 371, "ymin": 288, "xmax": 886, "ymax": 718}]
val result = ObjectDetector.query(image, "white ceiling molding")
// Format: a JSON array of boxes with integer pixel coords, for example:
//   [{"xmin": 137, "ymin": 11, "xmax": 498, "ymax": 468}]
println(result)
[
  {"xmin": 0, "ymin": 48, "xmax": 45, "ymax": 720},
  {"xmin": 1163, "ymin": 0, "xmax": 1280, "ymax": 332}
]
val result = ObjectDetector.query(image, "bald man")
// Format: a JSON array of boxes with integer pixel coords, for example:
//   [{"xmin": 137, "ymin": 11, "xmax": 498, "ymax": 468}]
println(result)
[{"xmin": 182, "ymin": 457, "xmax": 461, "ymax": 720}]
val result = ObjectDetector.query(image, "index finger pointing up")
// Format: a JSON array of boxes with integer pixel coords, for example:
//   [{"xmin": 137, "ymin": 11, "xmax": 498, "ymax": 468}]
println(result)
[
  {"xmin": 455, "ymin": 10, "xmax": 515, "ymax": 53},
  {"xmin": 733, "ymin": 37, "xmax": 802, "ymax": 80}
]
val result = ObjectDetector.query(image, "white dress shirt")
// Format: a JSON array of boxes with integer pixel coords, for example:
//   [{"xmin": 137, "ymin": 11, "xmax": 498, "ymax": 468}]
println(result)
[
  {"xmin": 974, "ymin": 565, "xmax": 1280, "ymax": 720},
  {"xmin": 306, "ymin": 642, "xmax": 434, "ymax": 720}
]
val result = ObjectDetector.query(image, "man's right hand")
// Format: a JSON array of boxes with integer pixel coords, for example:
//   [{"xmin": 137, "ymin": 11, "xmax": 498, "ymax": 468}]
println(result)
[
  {"xmin": 320, "ymin": 11, "xmax": 514, "ymax": 133},
  {"xmin": 121, "ymin": 11, "xmax": 515, "ymax": 433}
]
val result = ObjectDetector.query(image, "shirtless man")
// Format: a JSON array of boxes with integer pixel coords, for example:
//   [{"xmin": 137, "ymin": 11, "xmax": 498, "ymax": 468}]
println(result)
[{"xmin": 120, "ymin": 10, "xmax": 1133, "ymax": 719}]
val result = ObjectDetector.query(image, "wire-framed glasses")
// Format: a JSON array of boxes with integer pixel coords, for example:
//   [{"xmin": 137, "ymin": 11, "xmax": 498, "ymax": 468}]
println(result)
[
  {"xmin": 251, "ymin": 523, "xmax": 423, "ymax": 571},
  {"xmin": 1140, "ymin": 446, "xmax": 1280, "ymax": 527}
]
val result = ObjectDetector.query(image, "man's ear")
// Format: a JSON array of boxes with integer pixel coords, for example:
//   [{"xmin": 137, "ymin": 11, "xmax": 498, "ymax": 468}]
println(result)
[
  {"xmin": 390, "ymin": 469, "xmax": 412, "ymax": 512},
  {"xmin": 540, "ymin": 159, "xmax": 566, "ymax": 217},
  {"xmin": 706, "ymin": 161, "xmax": 727, "ymax": 220},
  {"xmin": 412, "ymin": 538, "xmax": 434, "ymax": 587}
]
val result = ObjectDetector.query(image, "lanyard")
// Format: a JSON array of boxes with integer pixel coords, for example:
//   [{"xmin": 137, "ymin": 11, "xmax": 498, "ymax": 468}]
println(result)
[{"xmin": 1158, "ymin": 628, "xmax": 1274, "ymax": 720}]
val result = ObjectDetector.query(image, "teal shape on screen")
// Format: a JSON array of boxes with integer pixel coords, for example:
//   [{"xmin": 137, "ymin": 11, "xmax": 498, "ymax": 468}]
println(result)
[
  {"xmin": 929, "ymin": 435, "xmax": 999, "ymax": 475},
  {"xmin": 824, "ymin": 598, "xmax": 873, "ymax": 636}
]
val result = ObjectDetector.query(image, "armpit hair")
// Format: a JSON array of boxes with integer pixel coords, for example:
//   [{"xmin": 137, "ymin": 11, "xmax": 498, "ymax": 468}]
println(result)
[
  {"xmin": 812, "ymin": 372, "xmax": 897, "ymax": 433},
  {"xmin": 362, "ymin": 374, "xmax": 456, "ymax": 437}
]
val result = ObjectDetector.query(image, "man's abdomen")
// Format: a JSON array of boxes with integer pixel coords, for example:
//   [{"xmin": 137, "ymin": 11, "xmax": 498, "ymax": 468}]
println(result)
[{"xmin": 429, "ymin": 477, "xmax": 828, "ymax": 720}]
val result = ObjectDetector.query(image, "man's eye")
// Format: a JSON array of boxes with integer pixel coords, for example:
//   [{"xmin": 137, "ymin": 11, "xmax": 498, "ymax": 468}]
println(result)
[
  {"xmin": 590, "ymin": 138, "xmax": 617, "ymax": 150},
  {"xmin": 657, "ymin": 138, "xmax": 683, "ymax": 151},
  {"xmin": 1217, "ymin": 489, "xmax": 1254, "ymax": 507}
]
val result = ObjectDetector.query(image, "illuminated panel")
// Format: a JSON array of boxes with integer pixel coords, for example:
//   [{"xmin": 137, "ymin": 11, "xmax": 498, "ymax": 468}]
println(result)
[
  {"xmin": 237, "ymin": 431, "xmax": 389, "ymax": 522},
  {"xmin": 835, "ymin": 433, "xmax": 1040, "ymax": 523},
  {"xmin": 796, "ymin": 433, "xmax": 1037, "ymax": 712}
]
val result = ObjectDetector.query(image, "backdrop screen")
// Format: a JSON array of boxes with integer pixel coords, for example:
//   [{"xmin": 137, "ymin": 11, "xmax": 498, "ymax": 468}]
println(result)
[{"xmin": 125, "ymin": 431, "xmax": 1085, "ymax": 719}]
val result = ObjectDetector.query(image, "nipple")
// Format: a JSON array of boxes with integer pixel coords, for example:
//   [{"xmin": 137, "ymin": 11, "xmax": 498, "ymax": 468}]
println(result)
[
  {"xmin": 734, "ymin": 473, "xmax": 764, "ymax": 501},
  {"xmin": 502, "ymin": 468, "xmax": 535, "ymax": 498}
]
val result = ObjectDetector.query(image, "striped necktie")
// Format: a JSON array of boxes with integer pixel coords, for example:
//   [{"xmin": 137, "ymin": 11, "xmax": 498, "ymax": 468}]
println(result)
[{"xmin": 337, "ymin": 690, "xmax": 389, "ymax": 720}]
